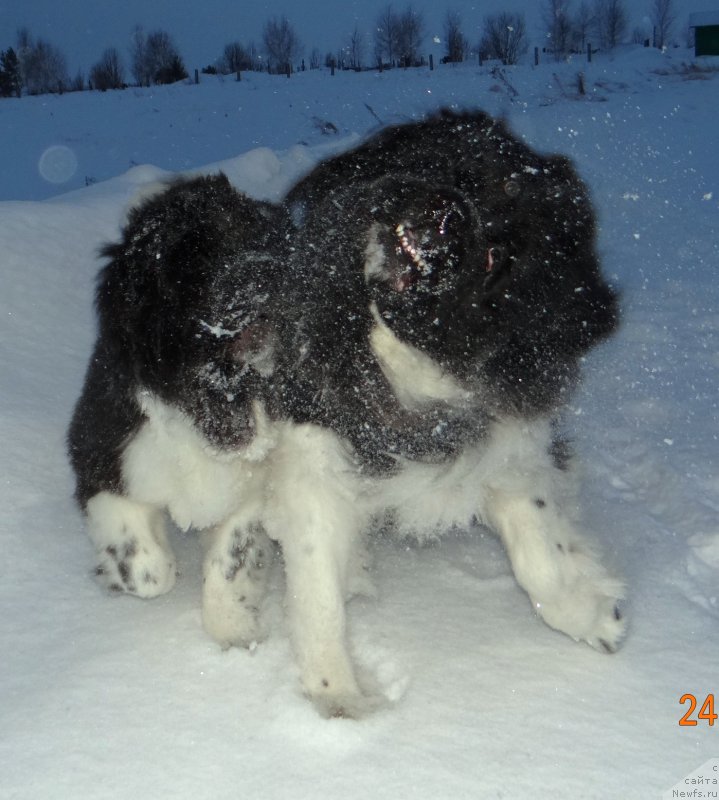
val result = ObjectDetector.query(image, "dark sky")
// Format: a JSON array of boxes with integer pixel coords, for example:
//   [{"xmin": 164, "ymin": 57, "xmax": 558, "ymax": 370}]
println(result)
[{"xmin": 0, "ymin": 0, "xmax": 666, "ymax": 75}]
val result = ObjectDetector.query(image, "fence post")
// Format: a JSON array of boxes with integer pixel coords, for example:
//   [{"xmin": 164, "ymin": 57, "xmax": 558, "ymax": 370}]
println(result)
[
  {"xmin": 587, "ymin": 42, "xmax": 592, "ymax": 62},
  {"xmin": 534, "ymin": 47, "xmax": 539, "ymax": 66},
  {"xmin": 429, "ymin": 53, "xmax": 434, "ymax": 71},
  {"xmin": 236, "ymin": 70, "xmax": 241, "ymax": 82},
  {"xmin": 286, "ymin": 63, "xmax": 291, "ymax": 78},
  {"xmin": 194, "ymin": 68, "xmax": 199, "ymax": 84}
]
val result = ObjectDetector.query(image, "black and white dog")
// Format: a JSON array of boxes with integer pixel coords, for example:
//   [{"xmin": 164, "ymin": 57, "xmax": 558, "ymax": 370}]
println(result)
[{"xmin": 68, "ymin": 110, "xmax": 625, "ymax": 717}]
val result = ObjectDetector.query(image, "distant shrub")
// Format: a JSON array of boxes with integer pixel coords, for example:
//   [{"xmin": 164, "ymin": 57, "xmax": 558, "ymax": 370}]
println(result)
[
  {"xmin": 444, "ymin": 10, "xmax": 469, "ymax": 63},
  {"xmin": 130, "ymin": 27, "xmax": 188, "ymax": 86},
  {"xmin": 219, "ymin": 42, "xmax": 253, "ymax": 74},
  {"xmin": 155, "ymin": 54, "xmax": 188, "ymax": 85},
  {"xmin": 480, "ymin": 12, "xmax": 528, "ymax": 65},
  {"xmin": 90, "ymin": 48, "xmax": 125, "ymax": 91}
]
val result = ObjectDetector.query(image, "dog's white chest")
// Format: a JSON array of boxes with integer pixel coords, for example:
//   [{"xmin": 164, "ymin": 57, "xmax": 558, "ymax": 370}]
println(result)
[
  {"xmin": 368, "ymin": 304, "xmax": 471, "ymax": 410},
  {"xmin": 121, "ymin": 394, "xmax": 271, "ymax": 531}
]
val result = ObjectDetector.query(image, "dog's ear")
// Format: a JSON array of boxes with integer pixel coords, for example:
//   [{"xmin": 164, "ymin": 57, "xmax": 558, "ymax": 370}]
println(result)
[{"xmin": 367, "ymin": 178, "xmax": 478, "ymax": 294}]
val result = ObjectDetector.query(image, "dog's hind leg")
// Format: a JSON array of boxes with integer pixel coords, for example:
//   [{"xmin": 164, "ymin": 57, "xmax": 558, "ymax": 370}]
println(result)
[
  {"xmin": 86, "ymin": 491, "xmax": 177, "ymax": 597},
  {"xmin": 264, "ymin": 423, "xmax": 380, "ymax": 718},
  {"xmin": 483, "ymin": 421, "xmax": 627, "ymax": 653},
  {"xmin": 201, "ymin": 514, "xmax": 273, "ymax": 649}
]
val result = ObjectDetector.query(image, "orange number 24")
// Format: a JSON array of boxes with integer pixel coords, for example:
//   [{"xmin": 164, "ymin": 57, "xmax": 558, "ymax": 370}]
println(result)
[{"xmin": 679, "ymin": 694, "xmax": 717, "ymax": 726}]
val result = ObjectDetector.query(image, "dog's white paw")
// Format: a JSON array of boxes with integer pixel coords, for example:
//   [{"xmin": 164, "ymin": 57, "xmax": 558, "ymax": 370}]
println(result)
[
  {"xmin": 581, "ymin": 596, "xmax": 627, "ymax": 654},
  {"xmin": 534, "ymin": 573, "xmax": 627, "ymax": 654},
  {"xmin": 86, "ymin": 492, "xmax": 177, "ymax": 599},
  {"xmin": 95, "ymin": 537, "xmax": 176, "ymax": 598},
  {"xmin": 308, "ymin": 687, "xmax": 387, "ymax": 719},
  {"xmin": 202, "ymin": 592, "xmax": 263, "ymax": 650}
]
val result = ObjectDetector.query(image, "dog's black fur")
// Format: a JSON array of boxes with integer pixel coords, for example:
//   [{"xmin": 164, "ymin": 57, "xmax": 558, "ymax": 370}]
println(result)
[
  {"xmin": 70, "ymin": 108, "xmax": 619, "ymax": 517},
  {"xmin": 272, "ymin": 109, "xmax": 617, "ymax": 468},
  {"xmin": 68, "ymin": 175, "xmax": 290, "ymax": 507}
]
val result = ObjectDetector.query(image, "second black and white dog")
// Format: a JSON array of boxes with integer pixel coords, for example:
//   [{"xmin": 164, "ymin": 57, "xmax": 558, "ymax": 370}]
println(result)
[{"xmin": 68, "ymin": 110, "xmax": 626, "ymax": 717}]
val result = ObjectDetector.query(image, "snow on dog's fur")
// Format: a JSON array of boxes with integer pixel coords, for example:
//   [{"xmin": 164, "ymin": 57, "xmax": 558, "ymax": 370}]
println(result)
[{"xmin": 68, "ymin": 110, "xmax": 626, "ymax": 718}]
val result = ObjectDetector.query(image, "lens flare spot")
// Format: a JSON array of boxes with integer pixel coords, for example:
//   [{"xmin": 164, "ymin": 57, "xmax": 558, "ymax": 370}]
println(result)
[{"xmin": 38, "ymin": 145, "xmax": 78, "ymax": 184}]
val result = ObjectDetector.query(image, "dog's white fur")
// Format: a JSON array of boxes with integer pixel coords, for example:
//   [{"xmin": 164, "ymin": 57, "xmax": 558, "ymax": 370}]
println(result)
[{"xmin": 84, "ymin": 305, "xmax": 625, "ymax": 717}]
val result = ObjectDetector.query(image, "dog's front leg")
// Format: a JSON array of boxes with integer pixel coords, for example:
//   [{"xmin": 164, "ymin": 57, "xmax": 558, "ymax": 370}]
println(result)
[
  {"xmin": 265, "ymin": 423, "xmax": 377, "ymax": 718},
  {"xmin": 482, "ymin": 421, "xmax": 627, "ymax": 653},
  {"xmin": 488, "ymin": 489, "xmax": 626, "ymax": 653},
  {"xmin": 201, "ymin": 512, "xmax": 273, "ymax": 650}
]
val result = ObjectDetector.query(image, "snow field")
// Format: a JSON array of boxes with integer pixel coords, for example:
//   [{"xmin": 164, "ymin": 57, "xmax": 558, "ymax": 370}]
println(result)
[{"xmin": 1, "ymin": 45, "xmax": 717, "ymax": 799}]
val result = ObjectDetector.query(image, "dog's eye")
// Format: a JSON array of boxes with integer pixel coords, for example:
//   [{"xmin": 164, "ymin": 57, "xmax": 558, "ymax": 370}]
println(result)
[{"xmin": 504, "ymin": 180, "xmax": 521, "ymax": 198}]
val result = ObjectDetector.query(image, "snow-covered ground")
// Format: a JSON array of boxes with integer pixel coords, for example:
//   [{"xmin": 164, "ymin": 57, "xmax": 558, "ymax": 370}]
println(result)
[{"xmin": 1, "ymin": 48, "xmax": 717, "ymax": 799}]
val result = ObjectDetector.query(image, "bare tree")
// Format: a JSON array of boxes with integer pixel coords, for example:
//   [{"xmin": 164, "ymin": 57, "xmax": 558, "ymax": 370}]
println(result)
[
  {"xmin": 16, "ymin": 26, "xmax": 32, "ymax": 76},
  {"xmin": 573, "ymin": 2, "xmax": 596, "ymax": 50},
  {"xmin": 593, "ymin": 0, "xmax": 628, "ymax": 49},
  {"xmin": 480, "ymin": 12, "xmax": 528, "ymax": 65},
  {"xmin": 131, "ymin": 26, "xmax": 187, "ymax": 85},
  {"xmin": 543, "ymin": 0, "xmax": 574, "ymax": 58},
  {"xmin": 397, "ymin": 6, "xmax": 425, "ymax": 66},
  {"xmin": 651, "ymin": 0, "xmax": 676, "ymax": 48},
  {"xmin": 16, "ymin": 28, "xmax": 70, "ymax": 95},
  {"xmin": 70, "ymin": 70, "xmax": 85, "ymax": 92},
  {"xmin": 246, "ymin": 41, "xmax": 261, "ymax": 71},
  {"xmin": 220, "ymin": 42, "xmax": 252, "ymax": 74},
  {"xmin": 444, "ymin": 10, "xmax": 468, "ymax": 63},
  {"xmin": 130, "ymin": 26, "xmax": 151, "ymax": 85},
  {"xmin": 374, "ymin": 5, "xmax": 401, "ymax": 66},
  {"xmin": 262, "ymin": 15, "xmax": 302, "ymax": 73},
  {"xmin": 631, "ymin": 26, "xmax": 647, "ymax": 44},
  {"xmin": 90, "ymin": 47, "xmax": 125, "ymax": 90},
  {"xmin": 147, "ymin": 30, "xmax": 187, "ymax": 84},
  {"xmin": 346, "ymin": 26, "xmax": 365, "ymax": 70}
]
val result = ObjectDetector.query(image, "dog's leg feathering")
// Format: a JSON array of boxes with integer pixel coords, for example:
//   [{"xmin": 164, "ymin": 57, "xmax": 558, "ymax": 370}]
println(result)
[{"xmin": 86, "ymin": 491, "xmax": 177, "ymax": 598}]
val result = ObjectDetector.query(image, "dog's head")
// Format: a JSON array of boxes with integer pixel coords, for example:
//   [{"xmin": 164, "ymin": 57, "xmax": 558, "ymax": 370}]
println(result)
[
  {"xmin": 97, "ymin": 174, "xmax": 285, "ymax": 446},
  {"xmin": 317, "ymin": 112, "xmax": 620, "ymax": 410},
  {"xmin": 362, "ymin": 177, "xmax": 504, "ymax": 355}
]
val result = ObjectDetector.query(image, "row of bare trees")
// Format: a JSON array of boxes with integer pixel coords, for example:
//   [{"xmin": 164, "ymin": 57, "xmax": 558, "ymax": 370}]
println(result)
[
  {"xmin": 543, "ymin": 0, "xmax": 628, "ymax": 56},
  {"xmin": 306, "ymin": 0, "xmax": 677, "ymax": 71},
  {"xmin": 543, "ymin": 0, "xmax": 678, "ymax": 60},
  {"xmin": 1, "ymin": 0, "xmax": 682, "ymax": 98},
  {"xmin": 0, "ymin": 26, "xmax": 188, "ymax": 95}
]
